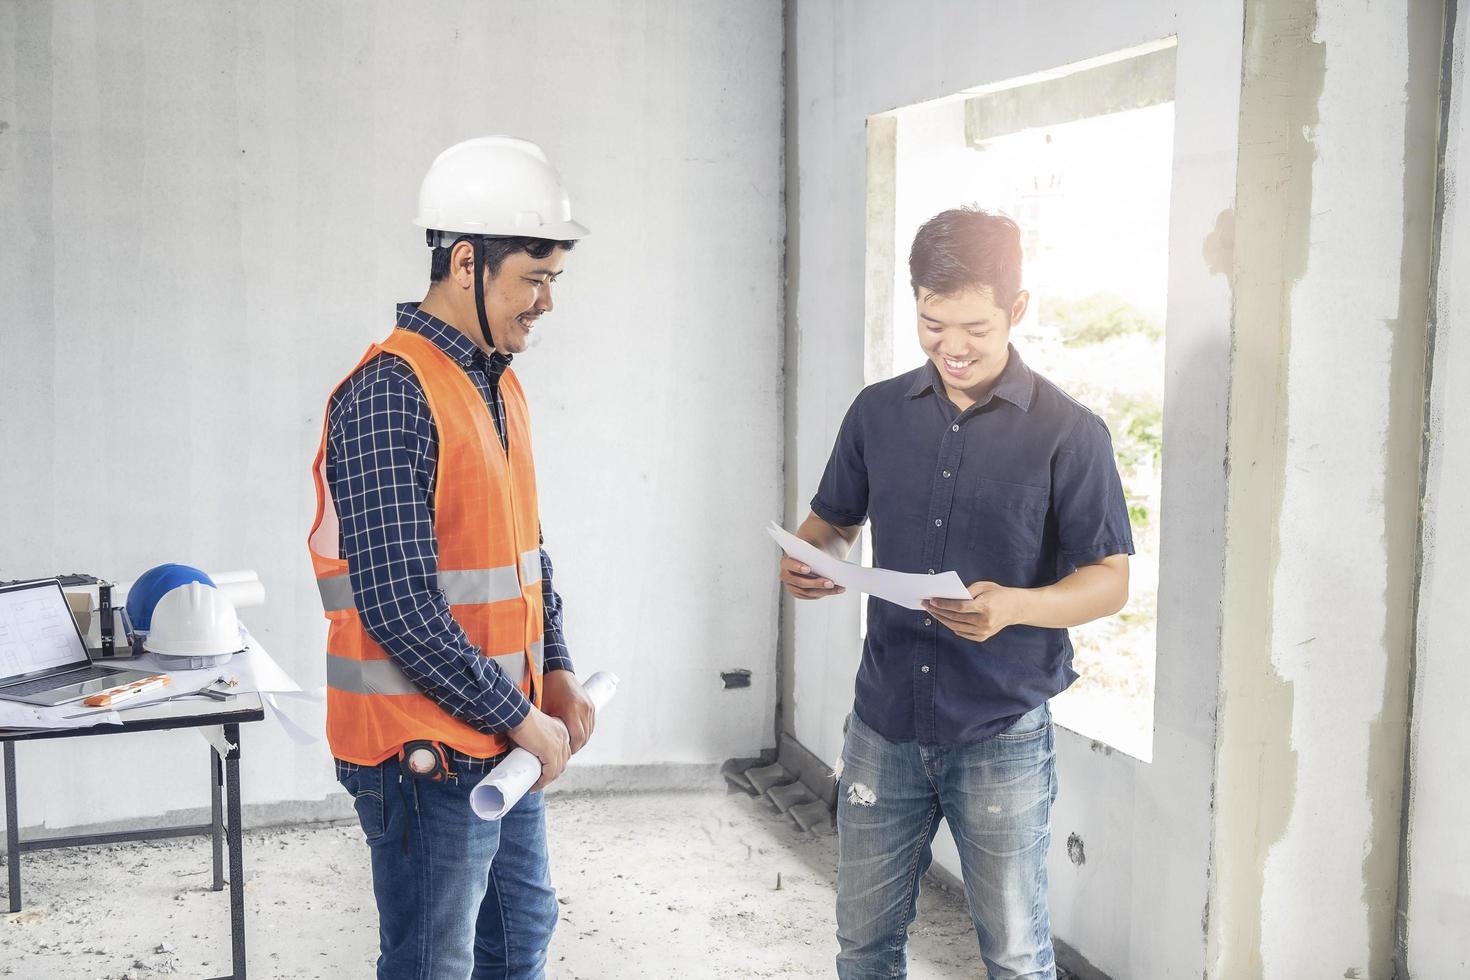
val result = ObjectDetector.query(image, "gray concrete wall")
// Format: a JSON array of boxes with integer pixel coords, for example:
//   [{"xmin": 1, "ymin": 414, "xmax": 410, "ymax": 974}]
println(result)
[
  {"xmin": 1401, "ymin": 4, "xmax": 1470, "ymax": 976},
  {"xmin": 783, "ymin": 2, "xmax": 1243, "ymax": 976},
  {"xmin": 1206, "ymin": 1, "xmax": 1442, "ymax": 977},
  {"xmin": 0, "ymin": 0, "xmax": 784, "ymax": 831}
]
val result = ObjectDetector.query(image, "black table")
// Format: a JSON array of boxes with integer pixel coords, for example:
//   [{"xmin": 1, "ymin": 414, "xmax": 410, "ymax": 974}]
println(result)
[{"xmin": 1, "ymin": 694, "xmax": 265, "ymax": 980}]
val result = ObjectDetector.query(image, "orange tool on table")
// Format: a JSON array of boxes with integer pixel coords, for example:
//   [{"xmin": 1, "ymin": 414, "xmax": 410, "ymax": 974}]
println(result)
[{"xmin": 81, "ymin": 674, "xmax": 171, "ymax": 708}]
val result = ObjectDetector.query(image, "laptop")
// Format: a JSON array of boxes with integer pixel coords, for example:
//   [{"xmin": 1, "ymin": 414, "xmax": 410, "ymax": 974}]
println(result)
[{"xmin": 0, "ymin": 579, "xmax": 159, "ymax": 706}]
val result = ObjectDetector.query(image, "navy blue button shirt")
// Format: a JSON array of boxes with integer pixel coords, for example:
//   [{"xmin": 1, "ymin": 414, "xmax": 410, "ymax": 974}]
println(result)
[{"xmin": 812, "ymin": 345, "xmax": 1134, "ymax": 745}]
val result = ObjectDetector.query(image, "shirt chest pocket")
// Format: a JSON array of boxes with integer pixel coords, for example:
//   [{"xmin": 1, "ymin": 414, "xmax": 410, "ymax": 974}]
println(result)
[{"xmin": 968, "ymin": 477, "xmax": 1050, "ymax": 562}]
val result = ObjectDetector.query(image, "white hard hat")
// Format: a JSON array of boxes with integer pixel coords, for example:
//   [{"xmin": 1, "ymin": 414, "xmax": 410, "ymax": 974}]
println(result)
[
  {"xmin": 414, "ymin": 136, "xmax": 590, "ymax": 244},
  {"xmin": 144, "ymin": 582, "xmax": 244, "ymax": 663}
]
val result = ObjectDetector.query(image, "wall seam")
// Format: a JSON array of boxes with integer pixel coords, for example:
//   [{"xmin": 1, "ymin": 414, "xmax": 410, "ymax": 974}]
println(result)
[
  {"xmin": 1200, "ymin": 6, "xmax": 1254, "ymax": 965},
  {"xmin": 1391, "ymin": 3, "xmax": 1458, "ymax": 977},
  {"xmin": 775, "ymin": 0, "xmax": 800, "ymax": 746}
]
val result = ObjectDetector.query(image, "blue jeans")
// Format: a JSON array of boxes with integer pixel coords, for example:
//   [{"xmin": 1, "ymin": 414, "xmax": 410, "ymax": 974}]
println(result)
[
  {"xmin": 835, "ymin": 705, "xmax": 1057, "ymax": 980},
  {"xmin": 336, "ymin": 757, "xmax": 558, "ymax": 980}
]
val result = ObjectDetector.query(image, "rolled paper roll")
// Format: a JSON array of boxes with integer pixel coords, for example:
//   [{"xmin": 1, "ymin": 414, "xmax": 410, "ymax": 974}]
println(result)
[
  {"xmin": 470, "ymin": 671, "xmax": 620, "ymax": 820},
  {"xmin": 205, "ymin": 570, "xmax": 265, "ymax": 609},
  {"xmin": 209, "ymin": 570, "xmax": 260, "ymax": 586},
  {"xmin": 216, "ymin": 578, "xmax": 266, "ymax": 609}
]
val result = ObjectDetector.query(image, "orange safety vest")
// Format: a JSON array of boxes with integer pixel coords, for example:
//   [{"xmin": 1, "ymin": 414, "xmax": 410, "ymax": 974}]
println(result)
[{"xmin": 307, "ymin": 328, "xmax": 544, "ymax": 766}]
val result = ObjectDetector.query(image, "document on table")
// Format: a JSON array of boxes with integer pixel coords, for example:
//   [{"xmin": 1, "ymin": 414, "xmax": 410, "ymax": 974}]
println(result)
[
  {"xmin": 767, "ymin": 521, "xmax": 971, "ymax": 611},
  {"xmin": 0, "ymin": 700, "xmax": 122, "ymax": 731}
]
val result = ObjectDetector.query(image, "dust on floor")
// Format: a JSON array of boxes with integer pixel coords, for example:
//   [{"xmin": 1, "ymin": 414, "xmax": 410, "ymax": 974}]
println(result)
[{"xmin": 1, "ymin": 788, "xmax": 984, "ymax": 979}]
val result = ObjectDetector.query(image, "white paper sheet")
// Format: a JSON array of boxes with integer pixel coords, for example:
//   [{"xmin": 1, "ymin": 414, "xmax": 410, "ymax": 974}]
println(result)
[
  {"xmin": 766, "ymin": 521, "xmax": 971, "ymax": 611},
  {"xmin": 470, "ymin": 672, "xmax": 620, "ymax": 821},
  {"xmin": 200, "ymin": 724, "xmax": 237, "ymax": 757},
  {"xmin": 0, "ymin": 701, "xmax": 122, "ymax": 730},
  {"xmin": 262, "ymin": 691, "xmax": 323, "ymax": 746},
  {"xmin": 148, "ymin": 636, "xmax": 320, "ymax": 751}
]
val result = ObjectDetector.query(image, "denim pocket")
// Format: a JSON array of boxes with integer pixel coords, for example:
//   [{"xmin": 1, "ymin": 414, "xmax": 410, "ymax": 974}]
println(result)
[
  {"xmin": 994, "ymin": 702, "xmax": 1051, "ymax": 741},
  {"xmin": 969, "ymin": 477, "xmax": 1049, "ymax": 561},
  {"xmin": 339, "ymin": 762, "xmax": 388, "ymax": 843},
  {"xmin": 842, "ymin": 711, "xmax": 886, "ymax": 756}
]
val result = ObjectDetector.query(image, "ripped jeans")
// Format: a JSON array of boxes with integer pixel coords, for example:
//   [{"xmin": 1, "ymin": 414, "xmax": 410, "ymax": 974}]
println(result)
[{"xmin": 835, "ymin": 705, "xmax": 1057, "ymax": 980}]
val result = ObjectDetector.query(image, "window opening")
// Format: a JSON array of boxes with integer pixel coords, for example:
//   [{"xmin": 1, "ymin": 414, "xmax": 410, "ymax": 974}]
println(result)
[{"xmin": 863, "ymin": 42, "xmax": 1175, "ymax": 760}]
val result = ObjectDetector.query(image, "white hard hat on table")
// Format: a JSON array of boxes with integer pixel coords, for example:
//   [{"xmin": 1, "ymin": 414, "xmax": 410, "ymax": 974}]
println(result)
[
  {"xmin": 145, "ymin": 582, "xmax": 245, "ymax": 660},
  {"xmin": 414, "ymin": 136, "xmax": 590, "ymax": 243}
]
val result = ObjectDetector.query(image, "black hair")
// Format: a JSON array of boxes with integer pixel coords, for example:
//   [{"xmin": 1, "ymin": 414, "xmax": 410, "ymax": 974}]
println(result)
[
  {"xmin": 429, "ymin": 235, "xmax": 578, "ymax": 283},
  {"xmin": 908, "ymin": 207, "xmax": 1023, "ymax": 308}
]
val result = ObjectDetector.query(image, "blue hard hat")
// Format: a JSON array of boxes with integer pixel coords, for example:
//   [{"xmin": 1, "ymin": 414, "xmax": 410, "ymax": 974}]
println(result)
[{"xmin": 126, "ymin": 564, "xmax": 216, "ymax": 632}]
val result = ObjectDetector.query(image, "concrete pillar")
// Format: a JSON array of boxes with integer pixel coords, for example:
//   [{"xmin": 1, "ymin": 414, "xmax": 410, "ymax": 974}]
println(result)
[{"xmin": 1207, "ymin": 1, "xmax": 1443, "ymax": 978}]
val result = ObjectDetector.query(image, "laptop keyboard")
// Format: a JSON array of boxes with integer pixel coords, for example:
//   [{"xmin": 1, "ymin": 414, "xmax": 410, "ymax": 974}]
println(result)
[{"xmin": 2, "ymin": 664, "xmax": 116, "ymax": 697}]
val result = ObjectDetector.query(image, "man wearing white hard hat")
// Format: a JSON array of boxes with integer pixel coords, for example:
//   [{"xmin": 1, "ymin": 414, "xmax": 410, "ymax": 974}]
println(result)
[{"xmin": 307, "ymin": 136, "xmax": 596, "ymax": 979}]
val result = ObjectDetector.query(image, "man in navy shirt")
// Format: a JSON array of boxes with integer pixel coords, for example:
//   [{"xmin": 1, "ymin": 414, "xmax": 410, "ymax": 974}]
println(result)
[{"xmin": 780, "ymin": 208, "xmax": 1133, "ymax": 980}]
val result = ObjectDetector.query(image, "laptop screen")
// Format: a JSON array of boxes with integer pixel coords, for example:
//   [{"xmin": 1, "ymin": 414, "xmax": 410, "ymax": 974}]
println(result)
[{"xmin": 0, "ymin": 579, "xmax": 91, "ymax": 682}]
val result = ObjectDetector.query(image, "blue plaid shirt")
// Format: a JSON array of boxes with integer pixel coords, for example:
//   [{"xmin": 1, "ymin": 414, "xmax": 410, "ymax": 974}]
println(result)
[{"xmin": 325, "ymin": 303, "xmax": 573, "ymax": 736}]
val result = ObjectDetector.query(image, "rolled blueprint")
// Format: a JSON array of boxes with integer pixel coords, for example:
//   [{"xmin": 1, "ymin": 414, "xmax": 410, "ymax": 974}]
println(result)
[
  {"xmin": 215, "ymin": 576, "xmax": 266, "ymax": 610},
  {"xmin": 207, "ymin": 570, "xmax": 267, "ymax": 610},
  {"xmin": 470, "ymin": 671, "xmax": 620, "ymax": 820}
]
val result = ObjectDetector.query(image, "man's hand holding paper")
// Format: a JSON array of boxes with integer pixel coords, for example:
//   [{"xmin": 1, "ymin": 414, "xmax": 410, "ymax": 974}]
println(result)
[
  {"xmin": 768, "ymin": 521, "xmax": 971, "ymax": 611},
  {"xmin": 922, "ymin": 581, "xmax": 1025, "ymax": 643}
]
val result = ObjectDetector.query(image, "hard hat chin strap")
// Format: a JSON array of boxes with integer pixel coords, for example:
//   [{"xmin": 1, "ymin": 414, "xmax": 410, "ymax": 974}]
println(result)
[{"xmin": 470, "ymin": 236, "xmax": 496, "ymax": 354}]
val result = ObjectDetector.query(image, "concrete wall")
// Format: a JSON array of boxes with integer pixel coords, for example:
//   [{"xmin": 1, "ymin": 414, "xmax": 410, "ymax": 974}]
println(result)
[
  {"xmin": 783, "ymin": 2, "xmax": 1243, "ymax": 976},
  {"xmin": 0, "ymin": 0, "xmax": 784, "ymax": 832},
  {"xmin": 1401, "ymin": 4, "xmax": 1469, "ymax": 977},
  {"xmin": 1207, "ymin": 1, "xmax": 1442, "ymax": 977}
]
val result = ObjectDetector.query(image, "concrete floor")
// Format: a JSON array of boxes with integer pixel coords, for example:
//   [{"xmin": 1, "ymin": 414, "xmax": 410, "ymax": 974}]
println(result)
[{"xmin": 0, "ymin": 788, "xmax": 986, "ymax": 979}]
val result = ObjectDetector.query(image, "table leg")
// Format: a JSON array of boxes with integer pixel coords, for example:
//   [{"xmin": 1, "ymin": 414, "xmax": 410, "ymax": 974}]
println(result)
[
  {"xmin": 4, "ymin": 742, "xmax": 19, "ymax": 913},
  {"xmin": 211, "ymin": 746, "xmax": 224, "ymax": 892},
  {"xmin": 224, "ymin": 723, "xmax": 246, "ymax": 978}
]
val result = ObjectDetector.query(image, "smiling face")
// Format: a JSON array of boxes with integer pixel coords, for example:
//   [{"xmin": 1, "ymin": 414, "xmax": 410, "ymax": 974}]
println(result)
[
  {"xmin": 424, "ymin": 239, "xmax": 572, "ymax": 356},
  {"xmin": 917, "ymin": 285, "xmax": 1029, "ymax": 407},
  {"xmin": 481, "ymin": 248, "xmax": 568, "ymax": 354}
]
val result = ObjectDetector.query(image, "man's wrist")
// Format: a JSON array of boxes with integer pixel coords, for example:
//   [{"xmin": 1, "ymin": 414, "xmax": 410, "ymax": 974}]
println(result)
[
  {"xmin": 498, "ymin": 695, "xmax": 534, "ymax": 734},
  {"xmin": 1009, "ymin": 585, "xmax": 1043, "ymax": 629}
]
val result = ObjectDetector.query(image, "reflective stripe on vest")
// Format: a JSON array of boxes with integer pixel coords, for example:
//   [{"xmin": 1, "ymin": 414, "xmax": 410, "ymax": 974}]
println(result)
[
  {"xmin": 441, "ymin": 567, "xmax": 523, "ymax": 606},
  {"xmin": 317, "ymin": 573, "xmax": 354, "ymax": 614},
  {"xmin": 520, "ymin": 548, "xmax": 542, "ymax": 587},
  {"xmin": 317, "ymin": 552, "xmax": 544, "ymax": 614},
  {"xmin": 325, "ymin": 638, "xmax": 546, "ymax": 694}
]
